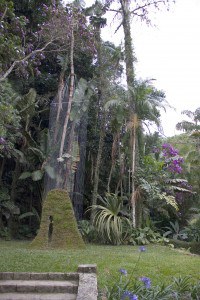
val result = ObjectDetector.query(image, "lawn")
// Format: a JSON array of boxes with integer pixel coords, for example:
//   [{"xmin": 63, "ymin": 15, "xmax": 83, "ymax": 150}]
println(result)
[{"xmin": 0, "ymin": 241, "xmax": 199, "ymax": 288}]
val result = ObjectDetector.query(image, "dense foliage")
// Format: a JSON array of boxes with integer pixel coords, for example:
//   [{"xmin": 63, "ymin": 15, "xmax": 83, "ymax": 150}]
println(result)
[{"xmin": 0, "ymin": 0, "xmax": 199, "ymax": 258}]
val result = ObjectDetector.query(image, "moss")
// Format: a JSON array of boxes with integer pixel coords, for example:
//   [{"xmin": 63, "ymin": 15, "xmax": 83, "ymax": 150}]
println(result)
[{"xmin": 30, "ymin": 189, "xmax": 85, "ymax": 250}]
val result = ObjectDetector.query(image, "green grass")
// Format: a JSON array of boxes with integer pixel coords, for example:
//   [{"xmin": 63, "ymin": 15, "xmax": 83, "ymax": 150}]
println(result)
[{"xmin": 0, "ymin": 241, "xmax": 199, "ymax": 288}]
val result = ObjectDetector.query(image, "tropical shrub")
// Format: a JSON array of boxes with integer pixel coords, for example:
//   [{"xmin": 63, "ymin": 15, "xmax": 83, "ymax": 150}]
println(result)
[
  {"xmin": 90, "ymin": 193, "xmax": 131, "ymax": 245},
  {"xmin": 127, "ymin": 226, "xmax": 168, "ymax": 246},
  {"xmin": 163, "ymin": 221, "xmax": 188, "ymax": 241},
  {"xmin": 138, "ymin": 142, "xmax": 194, "ymax": 230},
  {"xmin": 78, "ymin": 220, "xmax": 99, "ymax": 243},
  {"xmin": 186, "ymin": 216, "xmax": 200, "ymax": 242}
]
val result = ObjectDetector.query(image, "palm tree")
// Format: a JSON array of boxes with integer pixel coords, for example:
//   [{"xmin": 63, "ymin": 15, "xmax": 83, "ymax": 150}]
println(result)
[
  {"xmin": 87, "ymin": 1, "xmax": 125, "ymax": 220},
  {"xmin": 105, "ymin": 79, "xmax": 167, "ymax": 226},
  {"xmin": 105, "ymin": 0, "xmax": 174, "ymax": 227}
]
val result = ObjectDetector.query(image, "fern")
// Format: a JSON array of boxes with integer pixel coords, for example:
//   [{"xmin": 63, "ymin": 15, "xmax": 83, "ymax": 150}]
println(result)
[{"xmin": 160, "ymin": 193, "xmax": 178, "ymax": 210}]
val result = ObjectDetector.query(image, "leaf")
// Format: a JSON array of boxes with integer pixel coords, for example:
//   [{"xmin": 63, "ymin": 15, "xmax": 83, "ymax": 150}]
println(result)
[
  {"xmin": 19, "ymin": 172, "xmax": 32, "ymax": 180},
  {"xmin": 161, "ymin": 193, "xmax": 178, "ymax": 211},
  {"xmin": 31, "ymin": 207, "xmax": 40, "ymax": 222},
  {"xmin": 104, "ymin": 98, "xmax": 123, "ymax": 111},
  {"xmin": 171, "ymin": 186, "xmax": 193, "ymax": 194},
  {"xmin": 12, "ymin": 149, "xmax": 26, "ymax": 163},
  {"xmin": 31, "ymin": 170, "xmax": 44, "ymax": 181},
  {"xmin": 1, "ymin": 201, "xmax": 20, "ymax": 214},
  {"xmin": 28, "ymin": 147, "xmax": 45, "ymax": 161},
  {"xmin": 44, "ymin": 165, "xmax": 55, "ymax": 179},
  {"xmin": 18, "ymin": 212, "xmax": 36, "ymax": 220}
]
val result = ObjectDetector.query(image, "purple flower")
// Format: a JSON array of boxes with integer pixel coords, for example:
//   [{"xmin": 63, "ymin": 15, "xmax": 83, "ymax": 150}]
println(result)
[
  {"xmin": 119, "ymin": 268, "xmax": 127, "ymax": 276},
  {"xmin": 140, "ymin": 276, "xmax": 151, "ymax": 288},
  {"xmin": 162, "ymin": 143, "xmax": 179, "ymax": 158},
  {"xmin": 121, "ymin": 291, "xmax": 138, "ymax": 300},
  {"xmin": 130, "ymin": 295, "xmax": 138, "ymax": 300},
  {"xmin": 162, "ymin": 143, "xmax": 169, "ymax": 149},
  {"xmin": 152, "ymin": 146, "xmax": 160, "ymax": 153},
  {"xmin": 0, "ymin": 137, "xmax": 6, "ymax": 144},
  {"xmin": 139, "ymin": 246, "xmax": 146, "ymax": 252}
]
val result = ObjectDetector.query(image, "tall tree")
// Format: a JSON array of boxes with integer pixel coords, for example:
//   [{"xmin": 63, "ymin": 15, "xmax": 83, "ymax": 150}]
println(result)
[
  {"xmin": 176, "ymin": 108, "xmax": 200, "ymax": 194},
  {"xmin": 106, "ymin": 0, "xmax": 175, "ymax": 227},
  {"xmin": 87, "ymin": 1, "xmax": 112, "ymax": 220}
]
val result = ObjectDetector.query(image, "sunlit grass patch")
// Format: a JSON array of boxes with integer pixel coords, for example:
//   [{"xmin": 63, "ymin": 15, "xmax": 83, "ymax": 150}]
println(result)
[{"xmin": 0, "ymin": 241, "xmax": 199, "ymax": 288}]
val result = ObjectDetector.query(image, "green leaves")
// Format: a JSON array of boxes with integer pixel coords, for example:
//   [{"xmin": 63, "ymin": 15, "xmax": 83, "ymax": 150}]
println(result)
[
  {"xmin": 18, "ymin": 209, "xmax": 40, "ymax": 222},
  {"xmin": 0, "ymin": 187, "xmax": 20, "ymax": 215},
  {"xmin": 19, "ymin": 172, "xmax": 32, "ymax": 180},
  {"xmin": 43, "ymin": 165, "xmax": 55, "ymax": 179},
  {"xmin": 19, "ymin": 170, "xmax": 43, "ymax": 181},
  {"xmin": 0, "ymin": 80, "xmax": 21, "ymax": 146},
  {"xmin": 19, "ymin": 164, "xmax": 55, "ymax": 182},
  {"xmin": 160, "ymin": 193, "xmax": 178, "ymax": 211},
  {"xmin": 31, "ymin": 170, "xmax": 43, "ymax": 181},
  {"xmin": 90, "ymin": 193, "xmax": 131, "ymax": 245}
]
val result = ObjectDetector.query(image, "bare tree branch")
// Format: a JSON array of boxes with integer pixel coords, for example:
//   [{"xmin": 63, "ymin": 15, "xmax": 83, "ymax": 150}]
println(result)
[
  {"xmin": 0, "ymin": 40, "xmax": 55, "ymax": 82},
  {"xmin": 130, "ymin": 0, "xmax": 171, "ymax": 15},
  {"xmin": 114, "ymin": 20, "xmax": 123, "ymax": 34},
  {"xmin": 1, "ymin": 6, "xmax": 8, "ymax": 21}
]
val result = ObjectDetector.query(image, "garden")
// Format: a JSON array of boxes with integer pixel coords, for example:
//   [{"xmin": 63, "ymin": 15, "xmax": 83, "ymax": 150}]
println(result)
[
  {"xmin": 0, "ymin": 0, "xmax": 200, "ymax": 299},
  {"xmin": 0, "ymin": 241, "xmax": 199, "ymax": 299}
]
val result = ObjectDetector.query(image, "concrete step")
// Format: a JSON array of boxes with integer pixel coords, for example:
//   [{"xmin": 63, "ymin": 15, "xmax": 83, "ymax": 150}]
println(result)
[
  {"xmin": 0, "ymin": 265, "xmax": 98, "ymax": 299},
  {"xmin": 0, "ymin": 292, "xmax": 77, "ymax": 300},
  {"xmin": 0, "ymin": 272, "xmax": 79, "ymax": 281},
  {"xmin": 0, "ymin": 280, "xmax": 78, "ymax": 294}
]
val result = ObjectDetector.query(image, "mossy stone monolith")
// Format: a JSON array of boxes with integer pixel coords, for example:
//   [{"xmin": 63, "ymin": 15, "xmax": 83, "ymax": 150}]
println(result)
[{"xmin": 30, "ymin": 189, "xmax": 85, "ymax": 249}]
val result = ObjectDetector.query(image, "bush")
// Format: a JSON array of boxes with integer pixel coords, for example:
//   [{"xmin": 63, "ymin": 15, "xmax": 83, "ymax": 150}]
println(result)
[
  {"xmin": 125, "ymin": 226, "xmax": 168, "ymax": 246},
  {"xmin": 90, "ymin": 193, "xmax": 131, "ymax": 245},
  {"xmin": 169, "ymin": 239, "xmax": 200, "ymax": 255},
  {"xmin": 78, "ymin": 220, "xmax": 99, "ymax": 243},
  {"xmin": 185, "ymin": 217, "xmax": 200, "ymax": 242},
  {"xmin": 190, "ymin": 242, "xmax": 200, "ymax": 255}
]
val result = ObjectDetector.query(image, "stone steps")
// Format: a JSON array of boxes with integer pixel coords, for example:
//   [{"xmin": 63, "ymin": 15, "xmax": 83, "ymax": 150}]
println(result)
[
  {"xmin": 0, "ymin": 265, "xmax": 98, "ymax": 300},
  {"xmin": 0, "ymin": 292, "xmax": 77, "ymax": 300},
  {"xmin": 0, "ymin": 279, "xmax": 78, "ymax": 293},
  {"xmin": 0, "ymin": 272, "xmax": 79, "ymax": 281},
  {"xmin": 0, "ymin": 272, "xmax": 78, "ymax": 300}
]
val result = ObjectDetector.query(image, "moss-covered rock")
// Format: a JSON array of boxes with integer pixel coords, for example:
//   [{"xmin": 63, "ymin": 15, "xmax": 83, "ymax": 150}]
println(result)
[{"xmin": 30, "ymin": 189, "xmax": 85, "ymax": 249}]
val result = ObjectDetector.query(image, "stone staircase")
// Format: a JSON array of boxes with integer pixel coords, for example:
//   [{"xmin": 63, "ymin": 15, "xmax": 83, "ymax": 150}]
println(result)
[{"xmin": 0, "ymin": 265, "xmax": 97, "ymax": 300}]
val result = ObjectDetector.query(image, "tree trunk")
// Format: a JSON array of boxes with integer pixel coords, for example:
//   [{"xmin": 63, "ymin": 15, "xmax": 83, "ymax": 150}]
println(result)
[
  {"xmin": 120, "ymin": 0, "xmax": 135, "ymax": 90},
  {"xmin": 63, "ymin": 121, "xmax": 76, "ymax": 191},
  {"xmin": 120, "ymin": 0, "xmax": 137, "ymax": 227},
  {"xmin": 54, "ymin": 66, "xmax": 67, "ymax": 144},
  {"xmin": 91, "ymin": 116, "xmax": 106, "ymax": 221},
  {"xmin": 10, "ymin": 160, "xmax": 20, "ymax": 203},
  {"xmin": 91, "ymin": 21, "xmax": 106, "ymax": 221},
  {"xmin": 107, "ymin": 133, "xmax": 118, "ymax": 193},
  {"xmin": 59, "ymin": 18, "xmax": 75, "ymax": 160},
  {"xmin": 130, "ymin": 125, "xmax": 136, "ymax": 227},
  {"xmin": 0, "ymin": 158, "xmax": 5, "ymax": 186},
  {"xmin": 72, "ymin": 115, "xmax": 88, "ymax": 220}
]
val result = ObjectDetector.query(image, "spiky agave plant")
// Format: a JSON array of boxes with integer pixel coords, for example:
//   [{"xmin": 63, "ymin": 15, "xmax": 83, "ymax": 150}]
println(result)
[{"xmin": 90, "ymin": 193, "xmax": 131, "ymax": 245}]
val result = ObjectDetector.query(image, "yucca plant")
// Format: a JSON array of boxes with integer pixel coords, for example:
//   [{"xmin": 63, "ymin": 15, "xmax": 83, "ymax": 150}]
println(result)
[{"xmin": 89, "ymin": 193, "xmax": 131, "ymax": 245}]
